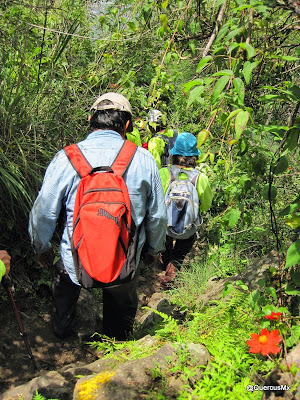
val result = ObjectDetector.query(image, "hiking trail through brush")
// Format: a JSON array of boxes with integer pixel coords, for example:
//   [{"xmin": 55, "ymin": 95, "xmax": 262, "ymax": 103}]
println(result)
[{"xmin": 0, "ymin": 258, "xmax": 167, "ymax": 393}]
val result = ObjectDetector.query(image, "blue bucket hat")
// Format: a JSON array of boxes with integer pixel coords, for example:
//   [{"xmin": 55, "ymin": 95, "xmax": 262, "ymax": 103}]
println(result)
[{"xmin": 170, "ymin": 132, "xmax": 200, "ymax": 156}]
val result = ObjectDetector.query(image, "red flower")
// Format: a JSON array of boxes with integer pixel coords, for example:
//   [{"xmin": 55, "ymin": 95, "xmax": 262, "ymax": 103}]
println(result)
[
  {"xmin": 265, "ymin": 311, "xmax": 281, "ymax": 321},
  {"xmin": 247, "ymin": 329, "xmax": 282, "ymax": 356}
]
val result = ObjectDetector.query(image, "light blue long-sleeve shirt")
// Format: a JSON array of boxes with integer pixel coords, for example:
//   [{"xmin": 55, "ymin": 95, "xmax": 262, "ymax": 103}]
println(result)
[{"xmin": 28, "ymin": 130, "xmax": 167, "ymax": 285}]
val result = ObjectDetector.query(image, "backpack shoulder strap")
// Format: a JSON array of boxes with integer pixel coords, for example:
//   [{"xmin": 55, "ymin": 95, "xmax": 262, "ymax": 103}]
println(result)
[
  {"xmin": 64, "ymin": 144, "xmax": 92, "ymax": 178},
  {"xmin": 190, "ymin": 170, "xmax": 200, "ymax": 187},
  {"xmin": 169, "ymin": 165, "xmax": 185, "ymax": 181},
  {"xmin": 111, "ymin": 140, "xmax": 137, "ymax": 177},
  {"xmin": 170, "ymin": 165, "xmax": 200, "ymax": 187},
  {"xmin": 168, "ymin": 166, "xmax": 176, "ymax": 184}
]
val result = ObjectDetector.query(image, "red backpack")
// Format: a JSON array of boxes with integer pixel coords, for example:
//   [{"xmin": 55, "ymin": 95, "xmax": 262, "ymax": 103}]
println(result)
[{"xmin": 64, "ymin": 140, "xmax": 137, "ymax": 288}]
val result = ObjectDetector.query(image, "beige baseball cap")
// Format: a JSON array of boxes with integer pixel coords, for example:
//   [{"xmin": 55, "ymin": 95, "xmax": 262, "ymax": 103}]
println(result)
[{"xmin": 90, "ymin": 92, "xmax": 132, "ymax": 115}]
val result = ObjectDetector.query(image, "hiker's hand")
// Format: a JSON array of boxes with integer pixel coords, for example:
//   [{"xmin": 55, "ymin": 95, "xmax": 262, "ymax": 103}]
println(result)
[
  {"xmin": 0, "ymin": 250, "xmax": 11, "ymax": 277},
  {"xmin": 37, "ymin": 248, "xmax": 55, "ymax": 269}
]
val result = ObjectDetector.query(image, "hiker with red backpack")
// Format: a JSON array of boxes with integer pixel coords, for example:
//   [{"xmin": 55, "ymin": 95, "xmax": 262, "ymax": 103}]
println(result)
[
  {"xmin": 28, "ymin": 92, "xmax": 167, "ymax": 340},
  {"xmin": 158, "ymin": 132, "xmax": 213, "ymax": 289}
]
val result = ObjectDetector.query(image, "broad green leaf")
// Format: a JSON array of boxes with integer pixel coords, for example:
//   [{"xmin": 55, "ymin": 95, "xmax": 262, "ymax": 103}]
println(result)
[
  {"xmin": 243, "ymin": 61, "xmax": 259, "ymax": 85},
  {"xmin": 255, "ymin": 5, "xmax": 268, "ymax": 14},
  {"xmin": 286, "ymin": 326, "xmax": 300, "ymax": 347},
  {"xmin": 274, "ymin": 156, "xmax": 288, "ymax": 175},
  {"xmin": 259, "ymin": 94, "xmax": 283, "ymax": 102},
  {"xmin": 280, "ymin": 55, "xmax": 299, "ymax": 61},
  {"xmin": 285, "ymin": 240, "xmax": 300, "ymax": 268},
  {"xmin": 239, "ymin": 43, "xmax": 256, "ymax": 59},
  {"xmin": 233, "ymin": 78, "xmax": 245, "ymax": 104},
  {"xmin": 128, "ymin": 21, "xmax": 136, "ymax": 31},
  {"xmin": 187, "ymin": 86, "xmax": 205, "ymax": 108},
  {"xmin": 283, "ymin": 128, "xmax": 299, "ymax": 152},
  {"xmin": 212, "ymin": 69, "xmax": 234, "ymax": 77},
  {"xmin": 225, "ymin": 108, "xmax": 243, "ymax": 121},
  {"xmin": 285, "ymin": 283, "xmax": 300, "ymax": 296},
  {"xmin": 198, "ymin": 152, "xmax": 209, "ymax": 163},
  {"xmin": 240, "ymin": 139, "xmax": 246, "ymax": 153},
  {"xmin": 257, "ymin": 279, "xmax": 266, "ymax": 288},
  {"xmin": 197, "ymin": 130, "xmax": 210, "ymax": 147},
  {"xmin": 222, "ymin": 282, "xmax": 234, "ymax": 297},
  {"xmin": 157, "ymin": 26, "xmax": 165, "ymax": 38},
  {"xmin": 228, "ymin": 42, "xmax": 239, "ymax": 55},
  {"xmin": 225, "ymin": 28, "xmax": 243, "ymax": 42},
  {"xmin": 227, "ymin": 208, "xmax": 241, "ymax": 228},
  {"xmin": 285, "ymin": 214, "xmax": 300, "ymax": 229},
  {"xmin": 209, "ymin": 152, "xmax": 215, "ymax": 164},
  {"xmin": 236, "ymin": 280, "xmax": 248, "ymax": 290},
  {"xmin": 212, "ymin": 75, "xmax": 230, "ymax": 104},
  {"xmin": 289, "ymin": 84, "xmax": 300, "ymax": 99},
  {"xmin": 279, "ymin": 196, "xmax": 300, "ymax": 217},
  {"xmin": 235, "ymin": 110, "xmax": 249, "ymax": 140},
  {"xmin": 177, "ymin": 19, "xmax": 183, "ymax": 32},
  {"xmin": 159, "ymin": 14, "xmax": 168, "ymax": 30},
  {"xmin": 249, "ymin": 289, "xmax": 260, "ymax": 310},
  {"xmin": 162, "ymin": 0, "xmax": 169, "ymax": 9},
  {"xmin": 183, "ymin": 79, "xmax": 204, "ymax": 92},
  {"xmin": 213, "ymin": 46, "xmax": 225, "ymax": 55},
  {"xmin": 265, "ymin": 286, "xmax": 277, "ymax": 301},
  {"xmin": 262, "ymin": 184, "xmax": 277, "ymax": 201},
  {"xmin": 290, "ymin": 268, "xmax": 300, "ymax": 287},
  {"xmin": 215, "ymin": 23, "xmax": 230, "ymax": 43},
  {"xmin": 196, "ymin": 56, "xmax": 212, "ymax": 73},
  {"xmin": 204, "ymin": 77, "xmax": 214, "ymax": 85}
]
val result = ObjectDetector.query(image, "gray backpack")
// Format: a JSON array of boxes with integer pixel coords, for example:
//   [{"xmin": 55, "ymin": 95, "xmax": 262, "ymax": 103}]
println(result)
[{"xmin": 165, "ymin": 165, "xmax": 202, "ymax": 239}]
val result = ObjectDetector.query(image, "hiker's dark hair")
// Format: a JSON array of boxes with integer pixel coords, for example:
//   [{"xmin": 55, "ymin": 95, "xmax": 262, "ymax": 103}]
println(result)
[
  {"xmin": 171, "ymin": 155, "xmax": 197, "ymax": 168},
  {"xmin": 90, "ymin": 108, "xmax": 133, "ymax": 134}
]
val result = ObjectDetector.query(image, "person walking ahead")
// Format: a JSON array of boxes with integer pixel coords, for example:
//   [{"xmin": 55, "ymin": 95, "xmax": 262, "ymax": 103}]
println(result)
[
  {"xmin": 29, "ymin": 92, "xmax": 167, "ymax": 340},
  {"xmin": 145, "ymin": 110, "xmax": 178, "ymax": 169},
  {"xmin": 159, "ymin": 132, "xmax": 212, "ymax": 288}
]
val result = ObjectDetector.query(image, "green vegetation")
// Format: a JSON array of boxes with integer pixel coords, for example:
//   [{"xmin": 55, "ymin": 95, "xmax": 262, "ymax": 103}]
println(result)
[{"xmin": 0, "ymin": 0, "xmax": 299, "ymax": 398}]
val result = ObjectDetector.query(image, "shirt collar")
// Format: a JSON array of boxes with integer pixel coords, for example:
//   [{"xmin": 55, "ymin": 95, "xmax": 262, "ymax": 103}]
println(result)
[{"xmin": 86, "ymin": 130, "xmax": 123, "ymax": 140}]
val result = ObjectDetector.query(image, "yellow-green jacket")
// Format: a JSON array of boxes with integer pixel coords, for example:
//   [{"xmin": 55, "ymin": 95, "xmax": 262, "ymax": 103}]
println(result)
[
  {"xmin": 0, "ymin": 260, "xmax": 6, "ymax": 282},
  {"xmin": 148, "ymin": 128, "xmax": 177, "ymax": 169},
  {"xmin": 159, "ymin": 166, "xmax": 213, "ymax": 212}
]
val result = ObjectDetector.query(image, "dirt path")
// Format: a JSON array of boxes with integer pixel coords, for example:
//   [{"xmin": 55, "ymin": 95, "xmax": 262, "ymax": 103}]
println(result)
[{"xmin": 0, "ymin": 259, "xmax": 164, "ymax": 394}]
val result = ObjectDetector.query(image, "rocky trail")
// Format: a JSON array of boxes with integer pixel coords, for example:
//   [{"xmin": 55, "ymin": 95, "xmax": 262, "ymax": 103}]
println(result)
[
  {"xmin": 1, "ymin": 251, "xmax": 299, "ymax": 400},
  {"xmin": 0, "ymin": 258, "xmax": 165, "ymax": 394}
]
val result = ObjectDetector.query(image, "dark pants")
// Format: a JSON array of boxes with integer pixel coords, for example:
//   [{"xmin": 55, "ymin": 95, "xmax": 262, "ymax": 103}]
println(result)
[
  {"xmin": 161, "ymin": 234, "xmax": 196, "ymax": 268},
  {"xmin": 51, "ymin": 261, "xmax": 139, "ymax": 340}
]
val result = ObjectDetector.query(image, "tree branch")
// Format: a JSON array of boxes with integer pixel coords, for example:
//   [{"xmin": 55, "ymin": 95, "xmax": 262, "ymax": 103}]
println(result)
[{"xmin": 201, "ymin": 2, "xmax": 227, "ymax": 58}]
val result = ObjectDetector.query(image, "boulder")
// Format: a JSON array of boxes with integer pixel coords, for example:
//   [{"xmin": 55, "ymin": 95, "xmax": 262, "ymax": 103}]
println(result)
[
  {"xmin": 0, "ymin": 371, "xmax": 69, "ymax": 400},
  {"xmin": 73, "ymin": 341, "xmax": 210, "ymax": 400}
]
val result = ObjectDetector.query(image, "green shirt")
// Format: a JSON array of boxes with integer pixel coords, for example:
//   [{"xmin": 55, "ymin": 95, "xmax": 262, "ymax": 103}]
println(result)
[
  {"xmin": 0, "ymin": 259, "xmax": 6, "ymax": 282},
  {"xmin": 159, "ymin": 166, "xmax": 213, "ymax": 212}
]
